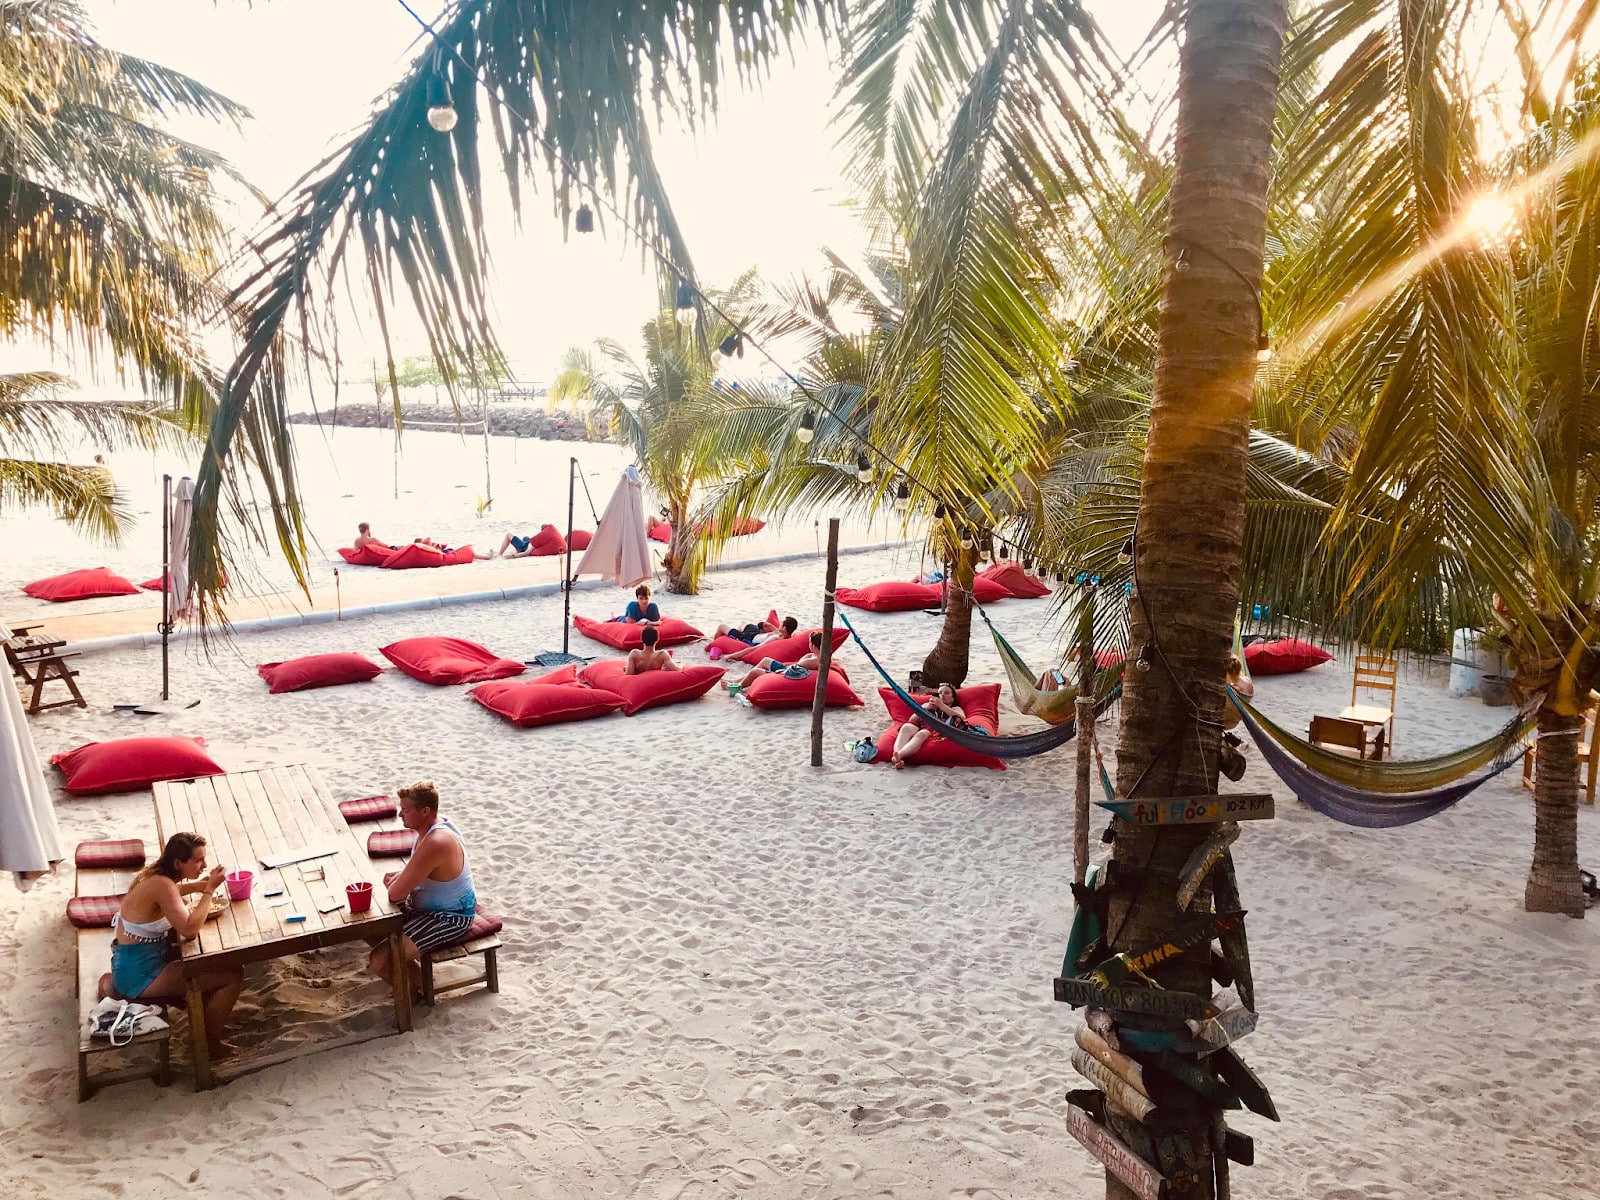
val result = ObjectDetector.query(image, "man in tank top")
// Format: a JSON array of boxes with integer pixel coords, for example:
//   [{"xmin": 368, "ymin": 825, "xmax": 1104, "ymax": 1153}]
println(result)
[{"xmin": 368, "ymin": 782, "xmax": 477, "ymax": 994}]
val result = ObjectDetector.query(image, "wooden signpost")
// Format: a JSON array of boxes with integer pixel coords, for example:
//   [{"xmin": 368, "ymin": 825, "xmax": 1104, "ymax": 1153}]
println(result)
[
  {"xmin": 1070, "ymin": 1048, "xmax": 1156, "ymax": 1121},
  {"xmin": 1176, "ymin": 821, "xmax": 1241, "ymax": 910},
  {"xmin": 1097, "ymin": 793, "xmax": 1274, "ymax": 827},
  {"xmin": 1089, "ymin": 911, "xmax": 1246, "ymax": 988},
  {"xmin": 1066, "ymin": 1101, "xmax": 1169, "ymax": 1200},
  {"xmin": 1212, "ymin": 852, "xmax": 1254, "ymax": 1011},
  {"xmin": 1186, "ymin": 1003, "xmax": 1258, "ymax": 1052},
  {"xmin": 1212, "ymin": 1046, "xmax": 1279, "ymax": 1122},
  {"xmin": 1054, "ymin": 976, "xmax": 1218, "ymax": 1020}
]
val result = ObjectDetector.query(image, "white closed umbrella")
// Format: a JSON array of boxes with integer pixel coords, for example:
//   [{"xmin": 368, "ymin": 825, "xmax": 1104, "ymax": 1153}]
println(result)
[
  {"xmin": 576, "ymin": 465, "xmax": 653, "ymax": 588},
  {"xmin": 169, "ymin": 475, "xmax": 195, "ymax": 621},
  {"xmin": 0, "ymin": 674, "xmax": 63, "ymax": 890}
]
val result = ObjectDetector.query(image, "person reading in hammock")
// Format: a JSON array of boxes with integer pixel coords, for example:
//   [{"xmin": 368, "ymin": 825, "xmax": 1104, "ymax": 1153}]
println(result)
[
  {"xmin": 891, "ymin": 683, "xmax": 986, "ymax": 767},
  {"xmin": 1222, "ymin": 654, "xmax": 1253, "ymax": 730}
]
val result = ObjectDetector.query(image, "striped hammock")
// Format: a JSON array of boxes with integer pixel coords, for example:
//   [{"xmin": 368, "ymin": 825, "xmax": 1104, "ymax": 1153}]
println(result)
[{"xmin": 978, "ymin": 604, "xmax": 1123, "ymax": 726}]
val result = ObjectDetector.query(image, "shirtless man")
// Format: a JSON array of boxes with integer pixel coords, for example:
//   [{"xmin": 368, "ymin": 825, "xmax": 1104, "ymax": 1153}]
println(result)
[
  {"xmin": 369, "ymin": 783, "xmax": 477, "ymax": 996},
  {"xmin": 727, "ymin": 631, "xmax": 823, "ymax": 690},
  {"xmin": 354, "ymin": 522, "xmax": 389, "ymax": 551},
  {"xmin": 625, "ymin": 625, "xmax": 680, "ymax": 675}
]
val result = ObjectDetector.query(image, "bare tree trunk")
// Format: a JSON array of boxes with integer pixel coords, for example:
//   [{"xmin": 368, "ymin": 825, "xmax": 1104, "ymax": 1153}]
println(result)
[
  {"xmin": 664, "ymin": 500, "xmax": 696, "ymax": 594},
  {"xmin": 1095, "ymin": 4, "xmax": 1287, "ymax": 1199},
  {"xmin": 1526, "ymin": 703, "xmax": 1585, "ymax": 916},
  {"xmin": 921, "ymin": 547, "xmax": 974, "ymax": 685}
]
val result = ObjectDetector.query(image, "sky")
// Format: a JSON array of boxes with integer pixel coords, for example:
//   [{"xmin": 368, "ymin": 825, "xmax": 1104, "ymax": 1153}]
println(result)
[{"xmin": 31, "ymin": 0, "xmax": 1166, "ymax": 393}]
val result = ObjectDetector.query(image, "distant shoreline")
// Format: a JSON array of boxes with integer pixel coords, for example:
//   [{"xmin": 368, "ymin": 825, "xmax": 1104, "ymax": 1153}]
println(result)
[{"xmin": 289, "ymin": 402, "xmax": 605, "ymax": 442}]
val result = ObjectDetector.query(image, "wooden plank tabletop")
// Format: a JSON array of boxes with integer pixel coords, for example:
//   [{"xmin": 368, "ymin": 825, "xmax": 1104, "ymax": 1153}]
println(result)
[{"xmin": 152, "ymin": 766, "xmax": 401, "ymax": 965}]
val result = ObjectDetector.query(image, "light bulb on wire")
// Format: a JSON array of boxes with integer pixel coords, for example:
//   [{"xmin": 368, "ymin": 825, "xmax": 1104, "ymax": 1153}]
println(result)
[
  {"xmin": 674, "ymin": 280, "xmax": 696, "ymax": 327},
  {"xmin": 856, "ymin": 453, "xmax": 873, "ymax": 484},
  {"xmin": 895, "ymin": 481, "xmax": 910, "ymax": 512},
  {"xmin": 796, "ymin": 409, "xmax": 815, "ymax": 444},
  {"xmin": 1256, "ymin": 330, "xmax": 1274, "ymax": 364},
  {"xmin": 425, "ymin": 70, "xmax": 458, "ymax": 132}
]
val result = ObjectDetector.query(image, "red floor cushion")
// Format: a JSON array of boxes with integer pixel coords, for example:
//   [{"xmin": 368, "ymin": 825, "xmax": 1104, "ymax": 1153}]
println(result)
[
  {"xmin": 441, "ymin": 545, "xmax": 477, "ymax": 566},
  {"xmin": 744, "ymin": 666, "xmax": 863, "ymax": 710},
  {"xmin": 534, "ymin": 663, "xmax": 580, "ymax": 686},
  {"xmin": 339, "ymin": 795, "xmax": 398, "ymax": 823},
  {"xmin": 693, "ymin": 516, "xmax": 767, "ymax": 537},
  {"xmin": 52, "ymin": 736, "xmax": 225, "ymax": 795},
  {"xmin": 568, "ymin": 530, "xmax": 592, "ymax": 551},
  {"xmin": 980, "ymin": 562, "xmax": 1052, "ymax": 599},
  {"xmin": 872, "ymin": 684, "xmax": 1006, "ymax": 769},
  {"xmin": 67, "ymin": 894, "xmax": 123, "ymax": 929},
  {"xmin": 971, "ymin": 574, "xmax": 1013, "ymax": 604},
  {"xmin": 1245, "ymin": 638, "xmax": 1334, "ymax": 676},
  {"xmin": 337, "ymin": 545, "xmax": 391, "ymax": 566},
  {"xmin": 573, "ymin": 615, "xmax": 703, "ymax": 650},
  {"xmin": 381, "ymin": 542, "xmax": 445, "ymax": 570},
  {"xmin": 74, "ymin": 839, "xmax": 146, "ymax": 869},
  {"xmin": 470, "ymin": 679, "xmax": 627, "ymax": 727},
  {"xmin": 648, "ymin": 522, "xmax": 671, "ymax": 542},
  {"xmin": 710, "ymin": 626, "xmax": 849, "ymax": 664},
  {"xmin": 22, "ymin": 567, "xmax": 141, "ymax": 602},
  {"xmin": 140, "ymin": 574, "xmax": 168, "ymax": 592},
  {"xmin": 529, "ymin": 524, "xmax": 567, "ymax": 556},
  {"xmin": 1095, "ymin": 650, "xmax": 1126, "ymax": 670},
  {"xmin": 579, "ymin": 660, "xmax": 724, "ymax": 715},
  {"xmin": 836, "ymin": 582, "xmax": 943, "ymax": 612},
  {"xmin": 368, "ymin": 829, "xmax": 417, "ymax": 858},
  {"xmin": 379, "ymin": 637, "xmax": 526, "ymax": 685},
  {"xmin": 257, "ymin": 652, "xmax": 383, "ymax": 694}
]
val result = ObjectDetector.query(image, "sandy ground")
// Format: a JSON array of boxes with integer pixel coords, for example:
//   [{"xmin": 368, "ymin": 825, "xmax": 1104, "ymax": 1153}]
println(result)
[{"xmin": 1, "ymin": 545, "xmax": 1597, "ymax": 1199}]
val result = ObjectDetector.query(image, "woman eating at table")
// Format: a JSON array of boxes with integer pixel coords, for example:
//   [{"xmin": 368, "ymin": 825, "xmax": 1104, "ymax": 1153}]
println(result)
[{"xmin": 105, "ymin": 832, "xmax": 244, "ymax": 1058}]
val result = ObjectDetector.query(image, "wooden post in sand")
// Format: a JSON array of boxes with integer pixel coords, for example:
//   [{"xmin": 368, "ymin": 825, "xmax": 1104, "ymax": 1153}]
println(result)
[
  {"xmin": 811, "ymin": 518, "xmax": 841, "ymax": 767},
  {"xmin": 1074, "ymin": 580, "xmax": 1096, "ymax": 883}
]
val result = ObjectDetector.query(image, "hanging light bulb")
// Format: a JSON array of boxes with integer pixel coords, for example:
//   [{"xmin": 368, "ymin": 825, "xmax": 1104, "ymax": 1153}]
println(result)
[
  {"xmin": 1135, "ymin": 644, "xmax": 1153, "ymax": 672},
  {"xmin": 796, "ymin": 409, "xmax": 815, "ymax": 444},
  {"xmin": 1256, "ymin": 329, "xmax": 1274, "ymax": 364},
  {"xmin": 856, "ymin": 453, "xmax": 873, "ymax": 484},
  {"xmin": 933, "ymin": 502, "xmax": 946, "ymax": 520},
  {"xmin": 895, "ymin": 481, "xmax": 911, "ymax": 512},
  {"xmin": 999, "ymin": 543, "xmax": 1010, "ymax": 561},
  {"xmin": 1055, "ymin": 569, "xmax": 1066, "ymax": 583},
  {"xmin": 960, "ymin": 528, "xmax": 974, "ymax": 549},
  {"xmin": 425, "ymin": 70, "xmax": 458, "ymax": 132},
  {"xmin": 719, "ymin": 332, "xmax": 741, "ymax": 357},
  {"xmin": 1118, "ymin": 535, "xmax": 1134, "ymax": 565},
  {"xmin": 574, "ymin": 204, "xmax": 594, "ymax": 234},
  {"xmin": 1022, "ymin": 557, "xmax": 1033, "ymax": 571},
  {"xmin": 674, "ymin": 281, "xmax": 697, "ymax": 327},
  {"xmin": 1173, "ymin": 246, "xmax": 1191, "ymax": 273}
]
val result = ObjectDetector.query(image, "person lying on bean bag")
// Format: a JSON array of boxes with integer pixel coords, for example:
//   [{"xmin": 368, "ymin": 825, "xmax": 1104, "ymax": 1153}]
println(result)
[
  {"xmin": 715, "ymin": 614, "xmax": 796, "ymax": 659},
  {"xmin": 413, "ymin": 537, "xmax": 490, "ymax": 560},
  {"xmin": 726, "ymin": 631, "xmax": 822, "ymax": 693},
  {"xmin": 614, "ymin": 583, "xmax": 662, "ymax": 624}
]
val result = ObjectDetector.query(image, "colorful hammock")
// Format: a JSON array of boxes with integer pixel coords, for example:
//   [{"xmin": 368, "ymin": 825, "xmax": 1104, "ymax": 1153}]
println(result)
[
  {"xmin": 836, "ymin": 612, "xmax": 1116, "ymax": 759},
  {"xmin": 1229, "ymin": 694, "xmax": 1530, "ymax": 828},
  {"xmin": 977, "ymin": 604, "xmax": 1123, "ymax": 725},
  {"xmin": 1229, "ymin": 688, "xmax": 1531, "ymax": 792}
]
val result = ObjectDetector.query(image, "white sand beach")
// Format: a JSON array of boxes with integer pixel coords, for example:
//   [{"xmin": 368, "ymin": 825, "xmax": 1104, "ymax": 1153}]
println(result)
[{"xmin": 2, "ymin": 545, "xmax": 1597, "ymax": 1199}]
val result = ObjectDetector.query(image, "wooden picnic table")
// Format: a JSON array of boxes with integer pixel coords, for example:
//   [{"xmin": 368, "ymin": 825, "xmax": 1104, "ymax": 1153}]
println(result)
[{"xmin": 151, "ymin": 765, "xmax": 413, "ymax": 1089}]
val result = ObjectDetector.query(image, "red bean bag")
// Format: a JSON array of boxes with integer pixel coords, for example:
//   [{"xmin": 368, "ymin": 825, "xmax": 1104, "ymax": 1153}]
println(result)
[
  {"xmin": 836, "ymin": 582, "xmax": 943, "ymax": 612},
  {"xmin": 535, "ymin": 663, "xmax": 581, "ymax": 686},
  {"xmin": 529, "ymin": 524, "xmax": 567, "ymax": 556},
  {"xmin": 568, "ymin": 530, "xmax": 592, "ymax": 551},
  {"xmin": 572, "ymin": 615, "xmax": 703, "ymax": 650},
  {"xmin": 648, "ymin": 522, "xmax": 671, "ymax": 543},
  {"xmin": 51, "ymin": 736, "xmax": 225, "ymax": 795},
  {"xmin": 979, "ymin": 562, "xmax": 1052, "ymax": 599},
  {"xmin": 693, "ymin": 516, "xmax": 767, "ymax": 537},
  {"xmin": 1245, "ymin": 638, "xmax": 1334, "ymax": 676},
  {"xmin": 744, "ymin": 666, "xmax": 862, "ymax": 710},
  {"xmin": 578, "ymin": 660, "xmax": 724, "ymax": 715},
  {"xmin": 708, "ymin": 626, "xmax": 849, "ymax": 662},
  {"xmin": 971, "ymin": 573, "xmax": 1014, "ymax": 604},
  {"xmin": 22, "ymin": 567, "xmax": 140, "ymax": 602},
  {"xmin": 337, "ymin": 544, "xmax": 392, "ymax": 567},
  {"xmin": 257, "ymin": 652, "xmax": 384, "ymax": 694},
  {"xmin": 469, "ymin": 679, "xmax": 627, "ymax": 727},
  {"xmin": 872, "ymin": 684, "xmax": 1006, "ymax": 770},
  {"xmin": 381, "ymin": 542, "xmax": 445, "ymax": 570},
  {"xmin": 140, "ymin": 574, "xmax": 168, "ymax": 592},
  {"xmin": 1095, "ymin": 650, "xmax": 1126, "ymax": 670},
  {"xmin": 379, "ymin": 637, "xmax": 526, "ymax": 685},
  {"xmin": 442, "ymin": 545, "xmax": 478, "ymax": 565}
]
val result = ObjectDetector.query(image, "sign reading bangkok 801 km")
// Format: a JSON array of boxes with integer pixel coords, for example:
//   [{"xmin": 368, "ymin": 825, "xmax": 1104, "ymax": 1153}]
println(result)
[{"xmin": 1096, "ymin": 794, "xmax": 1275, "ymax": 826}]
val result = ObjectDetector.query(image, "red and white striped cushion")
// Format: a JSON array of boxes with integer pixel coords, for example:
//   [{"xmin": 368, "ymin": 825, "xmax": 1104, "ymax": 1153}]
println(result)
[
  {"xmin": 339, "ymin": 795, "xmax": 398, "ymax": 823},
  {"xmin": 74, "ymin": 839, "xmax": 146, "ymax": 869},
  {"xmin": 367, "ymin": 829, "xmax": 417, "ymax": 858},
  {"xmin": 66, "ymin": 895, "xmax": 123, "ymax": 929}
]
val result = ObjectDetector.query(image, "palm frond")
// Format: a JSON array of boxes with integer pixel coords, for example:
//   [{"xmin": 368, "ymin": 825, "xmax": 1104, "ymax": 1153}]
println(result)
[{"xmin": 0, "ymin": 455, "xmax": 130, "ymax": 541}]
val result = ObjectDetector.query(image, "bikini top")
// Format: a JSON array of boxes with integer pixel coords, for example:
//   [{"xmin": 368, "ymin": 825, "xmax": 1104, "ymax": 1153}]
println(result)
[{"xmin": 113, "ymin": 910, "xmax": 173, "ymax": 941}]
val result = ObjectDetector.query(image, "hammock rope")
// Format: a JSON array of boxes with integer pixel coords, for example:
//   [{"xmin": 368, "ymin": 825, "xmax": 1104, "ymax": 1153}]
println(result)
[{"xmin": 835, "ymin": 612, "xmax": 1115, "ymax": 759}]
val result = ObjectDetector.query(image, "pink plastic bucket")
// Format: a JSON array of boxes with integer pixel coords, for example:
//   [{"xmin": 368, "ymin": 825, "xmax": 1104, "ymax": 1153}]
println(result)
[{"xmin": 225, "ymin": 870, "xmax": 254, "ymax": 901}]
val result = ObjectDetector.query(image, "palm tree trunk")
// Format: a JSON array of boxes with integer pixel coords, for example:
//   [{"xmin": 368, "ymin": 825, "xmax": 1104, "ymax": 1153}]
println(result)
[
  {"xmin": 664, "ymin": 499, "xmax": 695, "ymax": 594},
  {"xmin": 921, "ymin": 549, "xmax": 973, "ymax": 686},
  {"xmin": 1526, "ymin": 703, "xmax": 1585, "ymax": 916},
  {"xmin": 1097, "ymin": 3, "xmax": 1287, "ymax": 1199}
]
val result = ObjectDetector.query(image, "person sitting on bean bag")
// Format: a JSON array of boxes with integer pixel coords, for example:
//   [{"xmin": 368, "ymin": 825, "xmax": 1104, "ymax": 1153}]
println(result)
[
  {"xmin": 726, "ymin": 631, "xmax": 823, "ymax": 693},
  {"xmin": 414, "ymin": 537, "xmax": 489, "ymax": 560},
  {"xmin": 614, "ymin": 583, "xmax": 662, "ymax": 624},
  {"xmin": 625, "ymin": 625, "xmax": 681, "ymax": 675},
  {"xmin": 354, "ymin": 522, "xmax": 390, "ymax": 553},
  {"xmin": 892, "ymin": 683, "xmax": 987, "ymax": 767}
]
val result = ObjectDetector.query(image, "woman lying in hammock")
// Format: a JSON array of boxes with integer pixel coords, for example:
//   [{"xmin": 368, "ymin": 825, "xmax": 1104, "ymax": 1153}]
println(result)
[{"xmin": 892, "ymin": 683, "xmax": 989, "ymax": 767}]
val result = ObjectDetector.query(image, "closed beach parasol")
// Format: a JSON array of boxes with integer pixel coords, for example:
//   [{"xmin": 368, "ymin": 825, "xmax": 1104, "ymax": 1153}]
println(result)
[
  {"xmin": 0, "ymin": 670, "xmax": 63, "ymax": 890},
  {"xmin": 576, "ymin": 465, "xmax": 653, "ymax": 588}
]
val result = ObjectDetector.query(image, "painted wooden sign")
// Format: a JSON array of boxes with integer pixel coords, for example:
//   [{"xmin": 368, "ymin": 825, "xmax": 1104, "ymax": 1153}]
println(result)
[
  {"xmin": 1055, "ymin": 976, "xmax": 1218, "ymax": 1020},
  {"xmin": 1212, "ymin": 1047, "xmax": 1279, "ymax": 1122},
  {"xmin": 1223, "ymin": 1127, "xmax": 1255, "ymax": 1166},
  {"xmin": 1098, "ymin": 793, "xmax": 1275, "ymax": 826},
  {"xmin": 1212, "ymin": 853, "xmax": 1255, "ymax": 1012},
  {"xmin": 1149, "ymin": 1048, "xmax": 1241, "ymax": 1110},
  {"xmin": 1075, "ymin": 1026, "xmax": 1149, "ymax": 1096},
  {"xmin": 1066, "ymin": 1103, "xmax": 1169, "ymax": 1200},
  {"xmin": 1177, "ymin": 822, "xmax": 1241, "ymax": 910},
  {"xmin": 1089, "ymin": 911, "xmax": 1247, "ymax": 988},
  {"xmin": 1071, "ymin": 1048, "xmax": 1156, "ymax": 1121},
  {"xmin": 1186, "ymin": 1004, "xmax": 1259, "ymax": 1051}
]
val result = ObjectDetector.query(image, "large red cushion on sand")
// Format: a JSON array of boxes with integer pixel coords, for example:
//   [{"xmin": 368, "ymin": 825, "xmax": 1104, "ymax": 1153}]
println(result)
[
  {"xmin": 140, "ymin": 574, "xmax": 168, "ymax": 592},
  {"xmin": 568, "ymin": 530, "xmax": 592, "ymax": 551},
  {"xmin": 579, "ymin": 660, "xmax": 724, "ymax": 715},
  {"xmin": 1245, "ymin": 638, "xmax": 1334, "ymax": 676},
  {"xmin": 836, "ymin": 581, "xmax": 942, "ymax": 612},
  {"xmin": 980, "ymin": 562, "xmax": 1052, "ymax": 599},
  {"xmin": 441, "ymin": 545, "xmax": 477, "ymax": 565},
  {"xmin": 710, "ymin": 626, "xmax": 849, "ymax": 663},
  {"xmin": 971, "ymin": 574, "xmax": 1014, "ymax": 604},
  {"xmin": 572, "ymin": 615, "xmax": 702, "ymax": 650},
  {"xmin": 51, "ymin": 736, "xmax": 225, "ymax": 795},
  {"xmin": 529, "ymin": 524, "xmax": 567, "ymax": 556},
  {"xmin": 693, "ymin": 516, "xmax": 767, "ymax": 537},
  {"xmin": 873, "ymin": 684, "xmax": 1006, "ymax": 770},
  {"xmin": 257, "ymin": 653, "xmax": 383, "ymax": 694},
  {"xmin": 379, "ymin": 637, "xmax": 525, "ymax": 685},
  {"xmin": 469, "ymin": 679, "xmax": 626, "ymax": 727},
  {"xmin": 22, "ymin": 567, "xmax": 140, "ymax": 602},
  {"xmin": 744, "ymin": 666, "xmax": 862, "ymax": 710},
  {"xmin": 337, "ymin": 545, "xmax": 391, "ymax": 566},
  {"xmin": 381, "ymin": 542, "xmax": 445, "ymax": 570},
  {"xmin": 648, "ymin": 522, "xmax": 671, "ymax": 542}
]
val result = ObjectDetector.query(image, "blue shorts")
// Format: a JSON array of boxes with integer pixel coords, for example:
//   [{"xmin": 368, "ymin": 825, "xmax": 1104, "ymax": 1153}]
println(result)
[
  {"xmin": 510, "ymin": 535, "xmax": 531, "ymax": 553},
  {"xmin": 111, "ymin": 939, "xmax": 174, "ymax": 997}
]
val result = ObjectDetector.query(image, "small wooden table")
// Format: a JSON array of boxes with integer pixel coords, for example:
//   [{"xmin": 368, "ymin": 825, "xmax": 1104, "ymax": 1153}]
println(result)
[{"xmin": 151, "ymin": 765, "xmax": 413, "ymax": 1090}]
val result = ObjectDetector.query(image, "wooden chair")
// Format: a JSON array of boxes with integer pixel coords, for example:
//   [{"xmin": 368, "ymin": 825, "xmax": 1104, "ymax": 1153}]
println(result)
[
  {"xmin": 4, "ymin": 622, "xmax": 87, "ymax": 715},
  {"xmin": 1308, "ymin": 714, "xmax": 1385, "ymax": 761},
  {"xmin": 1521, "ymin": 692, "xmax": 1599, "ymax": 806},
  {"xmin": 1340, "ymin": 654, "xmax": 1397, "ymax": 754}
]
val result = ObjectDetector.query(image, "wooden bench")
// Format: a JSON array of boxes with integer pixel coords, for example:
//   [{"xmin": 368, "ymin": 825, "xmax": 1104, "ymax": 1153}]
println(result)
[
  {"xmin": 420, "ymin": 933, "xmax": 501, "ymax": 1006},
  {"xmin": 5, "ymin": 623, "xmax": 87, "ymax": 715},
  {"xmin": 74, "ymin": 867, "xmax": 172, "ymax": 1102}
]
